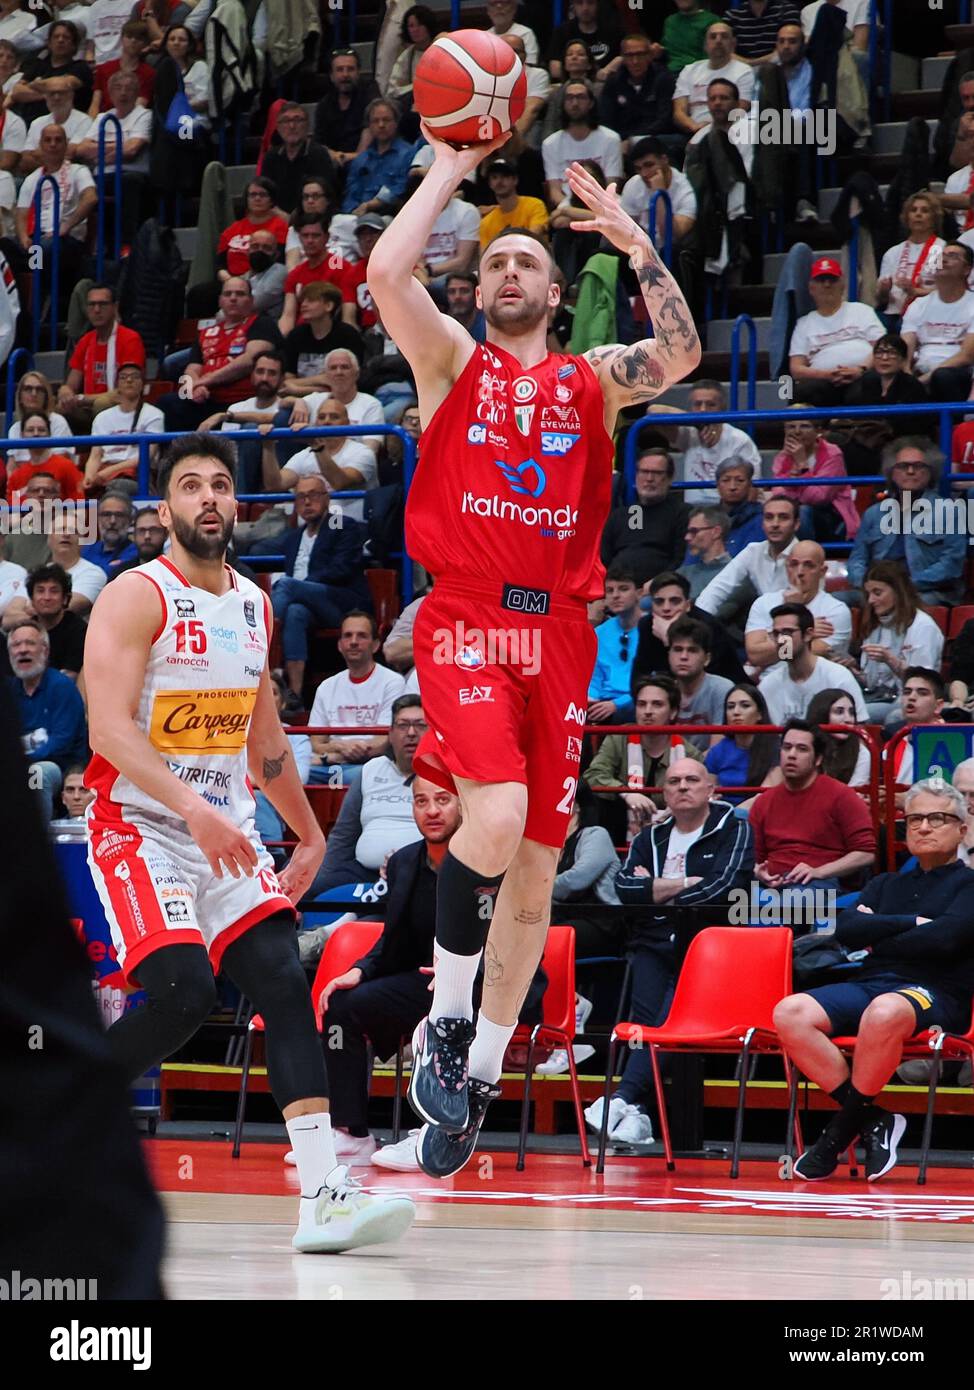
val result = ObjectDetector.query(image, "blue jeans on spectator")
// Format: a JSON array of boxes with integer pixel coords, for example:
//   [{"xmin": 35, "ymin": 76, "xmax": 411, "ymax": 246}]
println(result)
[
  {"xmin": 271, "ymin": 576, "xmax": 365, "ymax": 662},
  {"xmin": 30, "ymin": 760, "xmax": 62, "ymax": 825},
  {"xmin": 162, "ymin": 347, "xmax": 192, "ymax": 380},
  {"xmin": 615, "ymin": 932, "xmax": 675, "ymax": 1111}
]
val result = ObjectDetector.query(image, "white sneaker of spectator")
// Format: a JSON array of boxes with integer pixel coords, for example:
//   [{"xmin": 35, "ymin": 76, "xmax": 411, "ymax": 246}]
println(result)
[
  {"xmin": 584, "ymin": 1094, "xmax": 628, "ymax": 1137},
  {"xmin": 284, "ymin": 1131, "xmax": 377, "ymax": 1167},
  {"xmin": 610, "ymin": 1106, "xmax": 654, "ymax": 1146},
  {"xmin": 536, "ymin": 993, "xmax": 595, "ymax": 1074},
  {"xmin": 371, "ymin": 1130, "xmax": 422, "ymax": 1172}
]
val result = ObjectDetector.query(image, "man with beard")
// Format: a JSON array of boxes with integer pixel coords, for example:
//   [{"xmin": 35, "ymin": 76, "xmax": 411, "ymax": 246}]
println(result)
[
  {"xmin": 82, "ymin": 433, "xmax": 414, "ymax": 1254},
  {"xmin": 368, "ymin": 133, "xmax": 700, "ymax": 1179},
  {"xmin": 109, "ymin": 505, "xmax": 167, "ymax": 579}
]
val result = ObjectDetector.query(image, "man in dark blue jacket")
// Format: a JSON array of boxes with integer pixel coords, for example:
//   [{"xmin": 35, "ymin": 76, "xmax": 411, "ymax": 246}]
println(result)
[
  {"xmin": 7, "ymin": 617, "xmax": 87, "ymax": 822},
  {"xmin": 776, "ymin": 778, "xmax": 974, "ymax": 1183},
  {"xmin": 270, "ymin": 473, "xmax": 372, "ymax": 697},
  {"xmin": 585, "ymin": 758, "xmax": 753, "ymax": 1146}
]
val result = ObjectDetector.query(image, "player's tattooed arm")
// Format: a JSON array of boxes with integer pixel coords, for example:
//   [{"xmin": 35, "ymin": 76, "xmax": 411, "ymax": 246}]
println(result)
[{"xmin": 259, "ymin": 746, "xmax": 290, "ymax": 786}]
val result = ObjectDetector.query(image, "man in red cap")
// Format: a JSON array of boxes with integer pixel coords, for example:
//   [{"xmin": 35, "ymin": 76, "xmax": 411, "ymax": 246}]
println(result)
[{"xmin": 789, "ymin": 258, "xmax": 885, "ymax": 406}]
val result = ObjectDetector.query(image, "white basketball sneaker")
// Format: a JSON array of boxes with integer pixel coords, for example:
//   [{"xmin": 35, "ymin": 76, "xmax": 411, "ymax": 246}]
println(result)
[
  {"xmin": 292, "ymin": 1166, "xmax": 415, "ymax": 1254},
  {"xmin": 372, "ymin": 1130, "xmax": 422, "ymax": 1172},
  {"xmin": 284, "ymin": 1131, "xmax": 377, "ymax": 1167}
]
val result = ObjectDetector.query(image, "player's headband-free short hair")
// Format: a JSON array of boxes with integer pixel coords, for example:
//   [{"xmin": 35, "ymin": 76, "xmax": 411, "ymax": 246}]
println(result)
[
  {"xmin": 157, "ymin": 433, "xmax": 238, "ymax": 497},
  {"xmin": 480, "ymin": 226, "xmax": 555, "ymax": 272}
]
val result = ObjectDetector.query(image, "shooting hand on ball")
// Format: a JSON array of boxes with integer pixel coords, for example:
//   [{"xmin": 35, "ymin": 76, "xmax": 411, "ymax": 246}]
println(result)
[{"xmin": 418, "ymin": 118, "xmax": 511, "ymax": 181}]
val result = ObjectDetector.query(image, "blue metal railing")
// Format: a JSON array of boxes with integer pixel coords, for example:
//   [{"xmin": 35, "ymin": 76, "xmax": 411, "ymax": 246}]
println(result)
[
  {"xmin": 31, "ymin": 175, "xmax": 60, "ymax": 353},
  {"xmin": 729, "ymin": 314, "xmax": 757, "ymax": 416},
  {"xmin": 95, "ymin": 113, "xmax": 123, "ymax": 280},
  {"xmin": 4, "ymin": 347, "xmax": 34, "ymax": 430},
  {"xmin": 648, "ymin": 188, "xmax": 673, "ymax": 268}
]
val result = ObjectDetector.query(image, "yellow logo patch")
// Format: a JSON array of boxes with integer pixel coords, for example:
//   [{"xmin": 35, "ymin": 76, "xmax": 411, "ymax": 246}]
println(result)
[{"xmin": 149, "ymin": 688, "xmax": 256, "ymax": 755}]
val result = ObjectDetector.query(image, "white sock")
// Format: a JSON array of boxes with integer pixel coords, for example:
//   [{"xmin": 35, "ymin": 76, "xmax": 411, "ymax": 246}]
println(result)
[
  {"xmin": 430, "ymin": 943, "xmax": 482, "ymax": 1024},
  {"xmin": 286, "ymin": 1112, "xmax": 338, "ymax": 1199},
  {"xmin": 468, "ymin": 1014, "xmax": 517, "ymax": 1085}
]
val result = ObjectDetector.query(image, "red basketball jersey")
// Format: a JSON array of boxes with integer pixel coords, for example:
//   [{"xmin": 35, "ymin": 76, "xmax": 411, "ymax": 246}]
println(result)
[{"xmin": 406, "ymin": 343, "xmax": 613, "ymax": 601}]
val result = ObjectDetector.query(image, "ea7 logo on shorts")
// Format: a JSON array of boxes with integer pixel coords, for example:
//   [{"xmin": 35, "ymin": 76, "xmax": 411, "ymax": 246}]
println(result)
[
  {"xmin": 459, "ymin": 685, "xmax": 493, "ymax": 705},
  {"xmin": 566, "ymin": 735, "xmax": 582, "ymax": 762},
  {"xmin": 564, "ymin": 702, "xmax": 586, "ymax": 725},
  {"xmin": 467, "ymin": 423, "xmax": 487, "ymax": 444},
  {"xmin": 541, "ymin": 432, "xmax": 577, "ymax": 455},
  {"xmin": 164, "ymin": 900, "xmax": 191, "ymax": 923}
]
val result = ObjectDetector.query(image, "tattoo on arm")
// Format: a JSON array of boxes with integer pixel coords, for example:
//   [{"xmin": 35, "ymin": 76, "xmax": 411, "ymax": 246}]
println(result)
[
  {"xmin": 261, "ymin": 747, "xmax": 289, "ymax": 784},
  {"xmin": 513, "ymin": 906, "xmax": 547, "ymax": 926}
]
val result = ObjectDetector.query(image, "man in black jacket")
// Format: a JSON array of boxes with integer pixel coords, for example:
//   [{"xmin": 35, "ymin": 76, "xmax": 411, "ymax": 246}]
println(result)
[
  {"xmin": 598, "ymin": 33, "xmax": 676, "ymax": 147},
  {"xmin": 269, "ymin": 475, "xmax": 372, "ymax": 697},
  {"xmin": 312, "ymin": 777, "xmax": 545, "ymax": 1168},
  {"xmin": 776, "ymin": 778, "xmax": 974, "ymax": 1183},
  {"xmin": 600, "ymin": 448, "xmax": 690, "ymax": 588},
  {"xmin": 631, "ymin": 569, "xmax": 747, "ymax": 688}
]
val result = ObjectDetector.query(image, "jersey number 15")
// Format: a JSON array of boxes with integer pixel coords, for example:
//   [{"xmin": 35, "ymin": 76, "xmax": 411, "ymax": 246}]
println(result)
[{"xmin": 174, "ymin": 619, "xmax": 207, "ymax": 655}]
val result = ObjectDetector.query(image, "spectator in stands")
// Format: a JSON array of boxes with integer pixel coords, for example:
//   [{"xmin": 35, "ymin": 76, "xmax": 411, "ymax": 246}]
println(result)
[
  {"xmin": 195, "ymin": 349, "xmax": 289, "ymax": 493},
  {"xmin": 539, "ymin": 39, "xmax": 597, "ymax": 142},
  {"xmin": 697, "ymin": 494, "xmax": 801, "ymax": 616},
  {"xmin": 386, "ymin": 5, "xmax": 440, "ymax": 106},
  {"xmin": 716, "ymin": 457, "xmax": 764, "ymax": 555},
  {"xmin": 283, "ymin": 178, "xmax": 333, "ymax": 270},
  {"xmin": 237, "ymin": 226, "xmax": 288, "ymax": 322},
  {"xmin": 495, "ymin": 32, "xmax": 551, "ymax": 156},
  {"xmin": 306, "ymin": 693, "xmax": 425, "ymax": 892},
  {"xmin": 55, "ymin": 763, "xmax": 94, "ymax": 821},
  {"xmin": 789, "ymin": 257, "xmax": 886, "ymax": 406},
  {"xmin": 588, "ymin": 757, "xmax": 753, "ymax": 1145},
  {"xmin": 777, "ymin": 775, "xmax": 974, "ymax": 1183},
  {"xmin": 261, "ymin": 102, "xmax": 335, "ymax": 215},
  {"xmin": 668, "ymin": 616, "xmax": 732, "ymax": 749},
  {"xmin": 679, "ymin": 504, "xmax": 731, "ymax": 600},
  {"xmin": 282, "ymin": 281, "xmax": 364, "ymax": 390},
  {"xmin": 47, "ymin": 512, "xmax": 106, "ymax": 615},
  {"xmin": 949, "ymin": 759, "xmax": 974, "ymax": 864},
  {"xmin": 478, "ymin": 158, "xmax": 548, "ymax": 250},
  {"xmin": 881, "ymin": 668, "xmax": 949, "ymax": 799},
  {"xmin": 745, "ymin": 540, "xmax": 852, "ymax": 670},
  {"xmin": 157, "ymin": 24, "xmax": 208, "ymax": 121},
  {"xmin": 0, "ymin": 550, "xmax": 25, "ymax": 618},
  {"xmin": 542, "ymin": 79, "xmax": 622, "ymax": 204},
  {"xmin": 705, "ymin": 682, "xmax": 780, "ymax": 803},
  {"xmin": 588, "ymin": 564, "xmax": 640, "ymax": 724},
  {"xmin": 728, "ymin": 0, "xmax": 800, "ymax": 63},
  {"xmin": 752, "ymin": 715, "xmax": 874, "ymax": 896},
  {"xmin": 306, "ymin": 610, "xmax": 405, "ymax": 788},
  {"xmin": 5, "ymin": 414, "xmax": 83, "ymax": 502},
  {"xmin": 842, "ymin": 334, "xmax": 933, "ymax": 473},
  {"xmin": 263, "ymin": 397, "xmax": 377, "ymax": 522},
  {"xmin": 20, "ymin": 73, "xmax": 90, "ymax": 170},
  {"xmin": 600, "ymin": 447, "xmax": 691, "ymax": 587},
  {"xmin": 22, "ymin": 562, "xmax": 86, "ymax": 678},
  {"xmin": 876, "ymin": 192, "xmax": 945, "ymax": 326},
  {"xmin": 487, "ymin": 0, "xmax": 539, "ymax": 65},
  {"xmin": 772, "ymin": 413, "xmax": 859, "ymax": 541},
  {"xmin": 107, "ymin": 504, "xmax": 165, "ymax": 578},
  {"xmin": 315, "ymin": 47, "xmax": 379, "ymax": 166},
  {"xmin": 672, "ymin": 19, "xmax": 752, "ymax": 139},
  {"xmin": 341, "ymin": 97, "xmax": 414, "ymax": 217},
  {"xmin": 90, "ymin": 18, "xmax": 154, "ymax": 112},
  {"xmin": 620, "ymin": 136, "xmax": 697, "ymax": 252},
  {"xmin": 6, "ymin": 615, "xmax": 86, "ymax": 823},
  {"xmin": 769, "ymin": 21, "xmax": 818, "ymax": 224},
  {"xmin": 278, "ymin": 216, "xmax": 357, "ymax": 338},
  {"xmin": 651, "ymin": 379, "xmax": 762, "ymax": 503},
  {"xmin": 3, "ymin": 471, "xmax": 55, "ymax": 570},
  {"xmin": 84, "ymin": 361, "xmax": 163, "ymax": 494},
  {"xmin": 0, "ymin": 35, "xmax": 24, "ymax": 103},
  {"xmin": 846, "ymin": 438, "xmax": 967, "ymax": 607},
  {"xmin": 0, "ymin": 79, "xmax": 26, "ymax": 173},
  {"xmin": 270, "ymin": 477, "xmax": 372, "ymax": 698},
  {"xmin": 58, "ymin": 282, "xmax": 146, "ymax": 433},
  {"xmin": 760, "ymin": 603, "xmax": 868, "ymax": 723},
  {"xmin": 805, "ymin": 688, "xmax": 871, "ymax": 788},
  {"xmin": 840, "ymin": 562, "xmax": 945, "ymax": 725},
  {"xmin": 597, "ymin": 32, "xmax": 675, "ymax": 150},
  {"xmin": 633, "ymin": 569, "xmax": 747, "ymax": 685},
  {"xmin": 901, "ymin": 242, "xmax": 974, "ymax": 401},
  {"xmin": 548, "ymin": 0, "xmax": 622, "ymax": 80},
  {"xmin": 158, "ymin": 279, "xmax": 280, "ymax": 433},
  {"xmin": 948, "ymin": 624, "xmax": 974, "ymax": 710},
  {"xmin": 253, "ymin": 670, "xmax": 314, "ymax": 851},
  {"xmin": 407, "ymin": 175, "xmax": 479, "ymax": 285},
  {"xmin": 287, "ymin": 347, "xmax": 385, "ymax": 456},
  {"xmin": 12, "ymin": 23, "xmax": 93, "ymax": 129},
  {"xmin": 0, "ymin": 1, "xmax": 36, "ymax": 56},
  {"xmin": 341, "ymin": 213, "xmax": 383, "ymax": 333},
  {"xmin": 84, "ymin": 0, "xmax": 139, "ymax": 65},
  {"xmin": 81, "ymin": 488, "xmax": 136, "ymax": 576},
  {"xmin": 442, "ymin": 269, "xmax": 486, "ymax": 342},
  {"xmin": 585, "ymin": 674, "xmax": 705, "ymax": 837},
  {"xmin": 15, "ymin": 123, "xmax": 96, "ymax": 296},
  {"xmin": 800, "ymin": 0, "xmax": 870, "ymax": 68},
  {"xmin": 213, "ymin": 176, "xmax": 289, "ymax": 292}
]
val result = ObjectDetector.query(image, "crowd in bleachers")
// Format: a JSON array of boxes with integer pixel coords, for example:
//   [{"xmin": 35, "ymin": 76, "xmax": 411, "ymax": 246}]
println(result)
[{"xmin": 9, "ymin": 1, "xmax": 974, "ymax": 1163}]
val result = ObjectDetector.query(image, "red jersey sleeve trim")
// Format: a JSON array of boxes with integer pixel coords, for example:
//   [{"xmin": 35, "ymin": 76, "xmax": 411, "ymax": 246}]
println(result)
[{"xmin": 157, "ymin": 555, "xmax": 191, "ymax": 587}]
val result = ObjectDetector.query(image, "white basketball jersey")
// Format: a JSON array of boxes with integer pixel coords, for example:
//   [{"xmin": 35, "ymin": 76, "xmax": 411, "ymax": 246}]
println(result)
[{"xmin": 87, "ymin": 556, "xmax": 270, "ymax": 828}]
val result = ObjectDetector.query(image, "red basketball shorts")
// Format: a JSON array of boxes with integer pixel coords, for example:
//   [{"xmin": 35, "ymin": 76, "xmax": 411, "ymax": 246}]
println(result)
[{"xmin": 412, "ymin": 575, "xmax": 597, "ymax": 848}]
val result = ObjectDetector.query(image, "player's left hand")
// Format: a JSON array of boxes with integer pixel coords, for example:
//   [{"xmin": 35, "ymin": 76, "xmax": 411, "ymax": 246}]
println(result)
[
  {"xmin": 279, "ymin": 836, "xmax": 326, "ymax": 905},
  {"xmin": 565, "ymin": 161, "xmax": 644, "ymax": 258}
]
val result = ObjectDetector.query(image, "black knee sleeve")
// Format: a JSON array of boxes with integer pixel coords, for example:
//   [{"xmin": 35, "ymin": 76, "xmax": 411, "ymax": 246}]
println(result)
[
  {"xmin": 107, "ymin": 944, "xmax": 216, "ymax": 1084},
  {"xmin": 220, "ymin": 915, "xmax": 327, "ymax": 1109},
  {"xmin": 435, "ymin": 851, "xmax": 506, "ymax": 956}
]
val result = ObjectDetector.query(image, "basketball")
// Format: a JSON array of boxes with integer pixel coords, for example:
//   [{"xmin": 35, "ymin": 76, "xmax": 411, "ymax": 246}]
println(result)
[{"xmin": 413, "ymin": 29, "xmax": 526, "ymax": 146}]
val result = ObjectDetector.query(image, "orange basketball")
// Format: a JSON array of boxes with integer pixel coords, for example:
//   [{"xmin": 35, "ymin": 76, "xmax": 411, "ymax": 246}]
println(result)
[{"xmin": 413, "ymin": 29, "xmax": 526, "ymax": 147}]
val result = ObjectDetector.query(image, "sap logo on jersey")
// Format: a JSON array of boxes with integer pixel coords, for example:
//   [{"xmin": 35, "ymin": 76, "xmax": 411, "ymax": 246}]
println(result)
[
  {"xmin": 541, "ymin": 433, "xmax": 577, "ymax": 455},
  {"xmin": 459, "ymin": 685, "xmax": 493, "ymax": 704},
  {"xmin": 455, "ymin": 646, "xmax": 486, "ymax": 672},
  {"xmin": 564, "ymin": 702, "xmax": 586, "ymax": 725}
]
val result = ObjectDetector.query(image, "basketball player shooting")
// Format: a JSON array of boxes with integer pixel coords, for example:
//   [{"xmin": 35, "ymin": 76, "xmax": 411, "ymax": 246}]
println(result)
[
  {"xmin": 369, "ymin": 134, "xmax": 701, "ymax": 1177},
  {"xmin": 82, "ymin": 434, "xmax": 414, "ymax": 1253}
]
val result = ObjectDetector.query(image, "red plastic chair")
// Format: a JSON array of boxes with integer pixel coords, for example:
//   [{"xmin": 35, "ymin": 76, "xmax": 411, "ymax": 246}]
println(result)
[
  {"xmin": 947, "ymin": 605, "xmax": 974, "ymax": 642},
  {"xmin": 921, "ymin": 604, "xmax": 948, "ymax": 636},
  {"xmin": 515, "ymin": 925, "xmax": 591, "ymax": 1170},
  {"xmin": 232, "ymin": 920, "xmax": 383, "ymax": 1156},
  {"xmin": 790, "ymin": 1008, "xmax": 974, "ymax": 1186},
  {"xmin": 595, "ymin": 927, "xmax": 794, "ymax": 1178}
]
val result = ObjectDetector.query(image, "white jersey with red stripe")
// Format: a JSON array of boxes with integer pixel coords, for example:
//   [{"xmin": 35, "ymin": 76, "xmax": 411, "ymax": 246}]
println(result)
[{"xmin": 86, "ymin": 555, "xmax": 270, "ymax": 829}]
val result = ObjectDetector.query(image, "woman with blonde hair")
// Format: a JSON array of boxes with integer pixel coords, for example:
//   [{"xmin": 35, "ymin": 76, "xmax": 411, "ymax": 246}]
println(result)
[
  {"xmin": 6, "ymin": 371, "xmax": 74, "ymax": 462},
  {"xmin": 876, "ymin": 191, "xmax": 945, "ymax": 323},
  {"xmin": 840, "ymin": 560, "xmax": 944, "ymax": 724}
]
